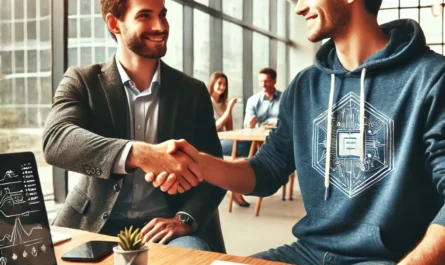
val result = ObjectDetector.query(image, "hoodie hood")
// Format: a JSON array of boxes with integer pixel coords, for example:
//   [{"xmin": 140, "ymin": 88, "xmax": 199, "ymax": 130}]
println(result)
[{"xmin": 315, "ymin": 19, "xmax": 428, "ymax": 75}]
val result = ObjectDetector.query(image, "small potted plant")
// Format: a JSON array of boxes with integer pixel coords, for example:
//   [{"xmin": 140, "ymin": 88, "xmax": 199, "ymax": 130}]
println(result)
[{"xmin": 113, "ymin": 226, "xmax": 149, "ymax": 265}]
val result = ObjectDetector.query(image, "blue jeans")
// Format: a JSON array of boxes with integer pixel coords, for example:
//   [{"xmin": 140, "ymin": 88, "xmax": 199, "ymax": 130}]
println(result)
[
  {"xmin": 252, "ymin": 240, "xmax": 397, "ymax": 265},
  {"xmin": 167, "ymin": 235, "xmax": 211, "ymax": 251},
  {"xmin": 221, "ymin": 140, "xmax": 251, "ymax": 157}
]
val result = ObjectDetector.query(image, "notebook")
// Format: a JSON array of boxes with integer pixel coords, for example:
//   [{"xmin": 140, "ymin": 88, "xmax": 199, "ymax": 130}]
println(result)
[
  {"xmin": 0, "ymin": 152, "xmax": 57, "ymax": 265},
  {"xmin": 50, "ymin": 231, "xmax": 72, "ymax": 245}
]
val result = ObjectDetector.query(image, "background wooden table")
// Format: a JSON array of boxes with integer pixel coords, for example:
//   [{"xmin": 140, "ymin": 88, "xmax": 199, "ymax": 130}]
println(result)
[
  {"xmin": 53, "ymin": 226, "xmax": 292, "ymax": 265},
  {"xmin": 217, "ymin": 127, "xmax": 270, "ymax": 142}
]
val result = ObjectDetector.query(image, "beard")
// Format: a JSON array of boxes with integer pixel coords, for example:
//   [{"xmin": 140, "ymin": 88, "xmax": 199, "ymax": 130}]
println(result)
[
  {"xmin": 307, "ymin": 1, "xmax": 350, "ymax": 43},
  {"xmin": 122, "ymin": 25, "xmax": 168, "ymax": 59}
]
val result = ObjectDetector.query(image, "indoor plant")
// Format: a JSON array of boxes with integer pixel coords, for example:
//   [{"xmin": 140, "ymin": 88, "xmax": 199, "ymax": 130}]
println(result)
[{"xmin": 113, "ymin": 226, "xmax": 149, "ymax": 265}]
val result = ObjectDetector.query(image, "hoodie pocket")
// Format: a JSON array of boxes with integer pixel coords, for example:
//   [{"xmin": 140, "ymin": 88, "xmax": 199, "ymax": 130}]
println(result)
[{"xmin": 293, "ymin": 214, "xmax": 394, "ymax": 259}]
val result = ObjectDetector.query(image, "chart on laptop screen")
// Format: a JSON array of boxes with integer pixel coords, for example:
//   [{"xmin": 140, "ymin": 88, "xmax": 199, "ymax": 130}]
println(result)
[{"xmin": 0, "ymin": 153, "xmax": 56, "ymax": 265}]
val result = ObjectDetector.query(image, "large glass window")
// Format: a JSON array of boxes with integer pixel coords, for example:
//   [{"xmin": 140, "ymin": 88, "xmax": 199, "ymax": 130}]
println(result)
[
  {"xmin": 379, "ymin": 0, "xmax": 444, "ymax": 55},
  {"xmin": 252, "ymin": 33, "xmax": 270, "ymax": 94},
  {"xmin": 193, "ymin": 9, "xmax": 210, "ymax": 83},
  {"xmin": 277, "ymin": 0, "xmax": 287, "ymax": 37},
  {"xmin": 0, "ymin": 0, "xmax": 53, "ymax": 195},
  {"xmin": 223, "ymin": 22, "xmax": 243, "ymax": 129},
  {"xmin": 193, "ymin": 0, "xmax": 209, "ymax": 6},
  {"xmin": 223, "ymin": 0, "xmax": 243, "ymax": 20},
  {"xmin": 253, "ymin": 0, "xmax": 270, "ymax": 31},
  {"xmin": 68, "ymin": 0, "xmax": 116, "ymax": 67},
  {"xmin": 163, "ymin": 1, "xmax": 183, "ymax": 71},
  {"xmin": 276, "ymin": 41, "xmax": 287, "ymax": 92}
]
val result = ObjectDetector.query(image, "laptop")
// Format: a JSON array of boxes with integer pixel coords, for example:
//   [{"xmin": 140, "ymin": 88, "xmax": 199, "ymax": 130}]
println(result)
[{"xmin": 0, "ymin": 152, "xmax": 58, "ymax": 265}]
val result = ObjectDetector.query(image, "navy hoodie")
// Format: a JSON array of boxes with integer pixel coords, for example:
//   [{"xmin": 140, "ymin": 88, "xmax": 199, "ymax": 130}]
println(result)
[{"xmin": 249, "ymin": 19, "xmax": 445, "ymax": 261}]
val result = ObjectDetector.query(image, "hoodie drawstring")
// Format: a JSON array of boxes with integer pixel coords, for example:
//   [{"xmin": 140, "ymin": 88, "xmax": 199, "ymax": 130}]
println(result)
[
  {"xmin": 325, "ymin": 68, "xmax": 367, "ymax": 201},
  {"xmin": 359, "ymin": 68, "xmax": 367, "ymax": 162},
  {"xmin": 324, "ymin": 74, "xmax": 336, "ymax": 200}
]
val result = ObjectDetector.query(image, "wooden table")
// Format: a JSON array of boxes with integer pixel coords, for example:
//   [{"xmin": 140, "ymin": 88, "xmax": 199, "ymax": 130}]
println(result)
[
  {"xmin": 218, "ymin": 127, "xmax": 270, "ymax": 162},
  {"xmin": 53, "ymin": 226, "xmax": 292, "ymax": 265},
  {"xmin": 218, "ymin": 127, "xmax": 270, "ymax": 142}
]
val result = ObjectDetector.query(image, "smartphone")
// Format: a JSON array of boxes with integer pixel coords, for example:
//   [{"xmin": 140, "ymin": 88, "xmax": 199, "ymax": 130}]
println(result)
[{"xmin": 61, "ymin": 241, "xmax": 116, "ymax": 262}]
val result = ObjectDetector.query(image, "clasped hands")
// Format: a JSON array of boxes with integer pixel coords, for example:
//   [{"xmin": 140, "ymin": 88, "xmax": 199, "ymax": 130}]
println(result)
[
  {"xmin": 129, "ymin": 140, "xmax": 199, "ymax": 245},
  {"xmin": 139, "ymin": 139, "xmax": 202, "ymax": 195}
]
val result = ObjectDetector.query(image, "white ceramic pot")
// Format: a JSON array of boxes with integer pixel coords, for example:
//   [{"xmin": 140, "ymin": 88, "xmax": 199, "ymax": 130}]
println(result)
[{"xmin": 113, "ymin": 246, "xmax": 149, "ymax": 265}]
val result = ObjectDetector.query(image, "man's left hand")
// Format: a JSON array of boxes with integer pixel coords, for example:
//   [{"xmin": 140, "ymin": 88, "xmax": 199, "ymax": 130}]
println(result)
[{"xmin": 141, "ymin": 216, "xmax": 193, "ymax": 245}]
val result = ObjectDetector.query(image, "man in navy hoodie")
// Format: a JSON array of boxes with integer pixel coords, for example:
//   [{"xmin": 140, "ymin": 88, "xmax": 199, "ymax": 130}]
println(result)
[{"xmin": 147, "ymin": 0, "xmax": 445, "ymax": 264}]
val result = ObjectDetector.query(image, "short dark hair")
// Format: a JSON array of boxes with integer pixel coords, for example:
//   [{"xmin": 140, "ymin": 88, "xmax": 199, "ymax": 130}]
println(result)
[
  {"xmin": 259, "ymin": 68, "xmax": 277, "ymax": 80},
  {"xmin": 100, "ymin": 0, "xmax": 129, "ymax": 41},
  {"xmin": 364, "ymin": 0, "xmax": 383, "ymax": 15}
]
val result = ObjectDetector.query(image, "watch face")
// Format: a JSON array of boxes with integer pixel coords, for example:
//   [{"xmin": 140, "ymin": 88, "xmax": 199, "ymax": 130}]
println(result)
[{"xmin": 179, "ymin": 215, "xmax": 191, "ymax": 224}]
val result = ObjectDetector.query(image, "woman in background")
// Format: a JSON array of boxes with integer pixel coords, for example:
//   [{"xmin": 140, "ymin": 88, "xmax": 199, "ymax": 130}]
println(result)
[{"xmin": 208, "ymin": 72, "xmax": 250, "ymax": 207}]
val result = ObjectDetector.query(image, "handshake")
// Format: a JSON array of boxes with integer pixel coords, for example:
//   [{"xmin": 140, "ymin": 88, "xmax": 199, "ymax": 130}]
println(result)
[{"xmin": 126, "ymin": 139, "xmax": 205, "ymax": 195}]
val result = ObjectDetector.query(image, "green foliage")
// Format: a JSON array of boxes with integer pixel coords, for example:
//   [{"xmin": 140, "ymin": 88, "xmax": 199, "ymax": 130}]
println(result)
[{"xmin": 117, "ymin": 226, "xmax": 143, "ymax": 251}]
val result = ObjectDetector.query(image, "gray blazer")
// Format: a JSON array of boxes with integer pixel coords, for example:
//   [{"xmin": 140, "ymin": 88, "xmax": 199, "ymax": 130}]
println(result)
[{"xmin": 43, "ymin": 56, "xmax": 225, "ymax": 242}]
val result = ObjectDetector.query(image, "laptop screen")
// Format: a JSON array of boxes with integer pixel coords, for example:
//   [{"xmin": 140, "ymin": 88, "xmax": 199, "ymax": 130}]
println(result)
[{"xmin": 0, "ymin": 152, "xmax": 57, "ymax": 265}]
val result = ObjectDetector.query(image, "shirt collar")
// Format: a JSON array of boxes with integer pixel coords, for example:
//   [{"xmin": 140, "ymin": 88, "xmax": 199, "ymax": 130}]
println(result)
[
  {"xmin": 262, "ymin": 89, "xmax": 279, "ymax": 101},
  {"xmin": 115, "ymin": 55, "xmax": 161, "ymax": 95}
]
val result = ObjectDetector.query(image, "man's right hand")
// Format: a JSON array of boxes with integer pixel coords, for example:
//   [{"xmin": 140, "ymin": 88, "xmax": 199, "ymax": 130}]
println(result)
[
  {"xmin": 248, "ymin": 116, "xmax": 258, "ymax": 128},
  {"xmin": 126, "ymin": 140, "xmax": 202, "ymax": 194}
]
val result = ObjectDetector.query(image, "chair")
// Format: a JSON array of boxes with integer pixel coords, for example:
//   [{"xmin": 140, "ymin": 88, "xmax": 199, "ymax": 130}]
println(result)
[
  {"xmin": 225, "ymin": 140, "xmax": 297, "ymax": 216},
  {"xmin": 254, "ymin": 172, "xmax": 296, "ymax": 216}
]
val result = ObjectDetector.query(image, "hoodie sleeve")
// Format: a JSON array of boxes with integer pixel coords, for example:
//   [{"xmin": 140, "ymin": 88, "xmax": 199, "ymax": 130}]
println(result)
[
  {"xmin": 247, "ymin": 84, "xmax": 296, "ymax": 197},
  {"xmin": 423, "ymin": 72, "xmax": 445, "ymax": 226}
]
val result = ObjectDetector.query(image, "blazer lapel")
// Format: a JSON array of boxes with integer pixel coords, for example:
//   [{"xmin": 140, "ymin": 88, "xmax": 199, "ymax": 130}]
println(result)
[
  {"xmin": 157, "ymin": 61, "xmax": 180, "ymax": 143},
  {"xmin": 98, "ymin": 56, "xmax": 129, "ymax": 139}
]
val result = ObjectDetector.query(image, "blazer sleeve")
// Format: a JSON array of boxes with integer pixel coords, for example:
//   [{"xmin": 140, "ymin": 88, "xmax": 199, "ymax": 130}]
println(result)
[
  {"xmin": 42, "ymin": 67, "xmax": 129, "ymax": 179},
  {"xmin": 177, "ymin": 82, "xmax": 226, "ymax": 230}
]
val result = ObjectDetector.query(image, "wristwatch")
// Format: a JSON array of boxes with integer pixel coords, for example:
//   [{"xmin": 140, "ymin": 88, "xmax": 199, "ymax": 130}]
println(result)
[{"xmin": 178, "ymin": 214, "xmax": 194, "ymax": 227}]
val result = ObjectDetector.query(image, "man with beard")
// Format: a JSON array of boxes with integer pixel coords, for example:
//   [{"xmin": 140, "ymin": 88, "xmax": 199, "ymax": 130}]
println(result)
[
  {"xmin": 42, "ymin": 0, "xmax": 225, "ymax": 251},
  {"xmin": 148, "ymin": 0, "xmax": 445, "ymax": 264}
]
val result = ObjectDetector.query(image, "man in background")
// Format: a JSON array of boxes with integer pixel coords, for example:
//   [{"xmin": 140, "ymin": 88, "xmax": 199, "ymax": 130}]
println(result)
[{"xmin": 244, "ymin": 68, "xmax": 282, "ymax": 129}]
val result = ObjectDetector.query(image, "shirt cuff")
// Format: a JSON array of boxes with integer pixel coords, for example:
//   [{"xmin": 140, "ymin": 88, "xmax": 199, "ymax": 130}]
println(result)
[
  {"xmin": 112, "ymin": 141, "xmax": 134, "ymax": 174},
  {"xmin": 176, "ymin": 211, "xmax": 198, "ymax": 232}
]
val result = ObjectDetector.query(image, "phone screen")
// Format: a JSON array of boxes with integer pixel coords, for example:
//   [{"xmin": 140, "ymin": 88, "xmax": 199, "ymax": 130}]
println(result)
[{"xmin": 61, "ymin": 241, "xmax": 116, "ymax": 262}]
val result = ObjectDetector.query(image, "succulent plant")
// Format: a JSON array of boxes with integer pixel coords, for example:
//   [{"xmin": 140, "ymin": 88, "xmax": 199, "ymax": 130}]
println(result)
[{"xmin": 117, "ymin": 226, "xmax": 143, "ymax": 251}]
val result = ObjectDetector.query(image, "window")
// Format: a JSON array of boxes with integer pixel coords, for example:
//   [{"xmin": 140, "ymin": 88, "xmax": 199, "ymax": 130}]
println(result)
[
  {"xmin": 67, "ymin": 0, "xmax": 116, "ymax": 67},
  {"xmin": 277, "ymin": 0, "xmax": 287, "ymax": 37},
  {"xmin": 253, "ymin": 0, "xmax": 270, "ymax": 31},
  {"xmin": 276, "ymin": 41, "xmax": 287, "ymax": 92},
  {"xmin": 252, "ymin": 33, "xmax": 270, "ymax": 94},
  {"xmin": 223, "ymin": 0, "xmax": 243, "ymax": 20},
  {"xmin": 223, "ymin": 22, "xmax": 243, "ymax": 129},
  {"xmin": 193, "ymin": 0, "xmax": 209, "ymax": 6},
  {"xmin": 163, "ymin": 1, "xmax": 183, "ymax": 71},
  {"xmin": 379, "ymin": 0, "xmax": 444, "ymax": 55},
  {"xmin": 193, "ymin": 9, "xmax": 210, "ymax": 83},
  {"xmin": 0, "ymin": 0, "xmax": 53, "ymax": 194}
]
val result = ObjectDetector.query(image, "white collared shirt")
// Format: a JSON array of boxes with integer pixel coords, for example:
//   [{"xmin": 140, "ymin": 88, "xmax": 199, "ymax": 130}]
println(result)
[{"xmin": 111, "ymin": 56, "xmax": 173, "ymax": 220}]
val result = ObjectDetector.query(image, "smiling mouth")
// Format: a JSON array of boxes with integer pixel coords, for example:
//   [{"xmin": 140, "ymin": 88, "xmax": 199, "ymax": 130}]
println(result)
[{"xmin": 144, "ymin": 35, "xmax": 167, "ymax": 42}]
